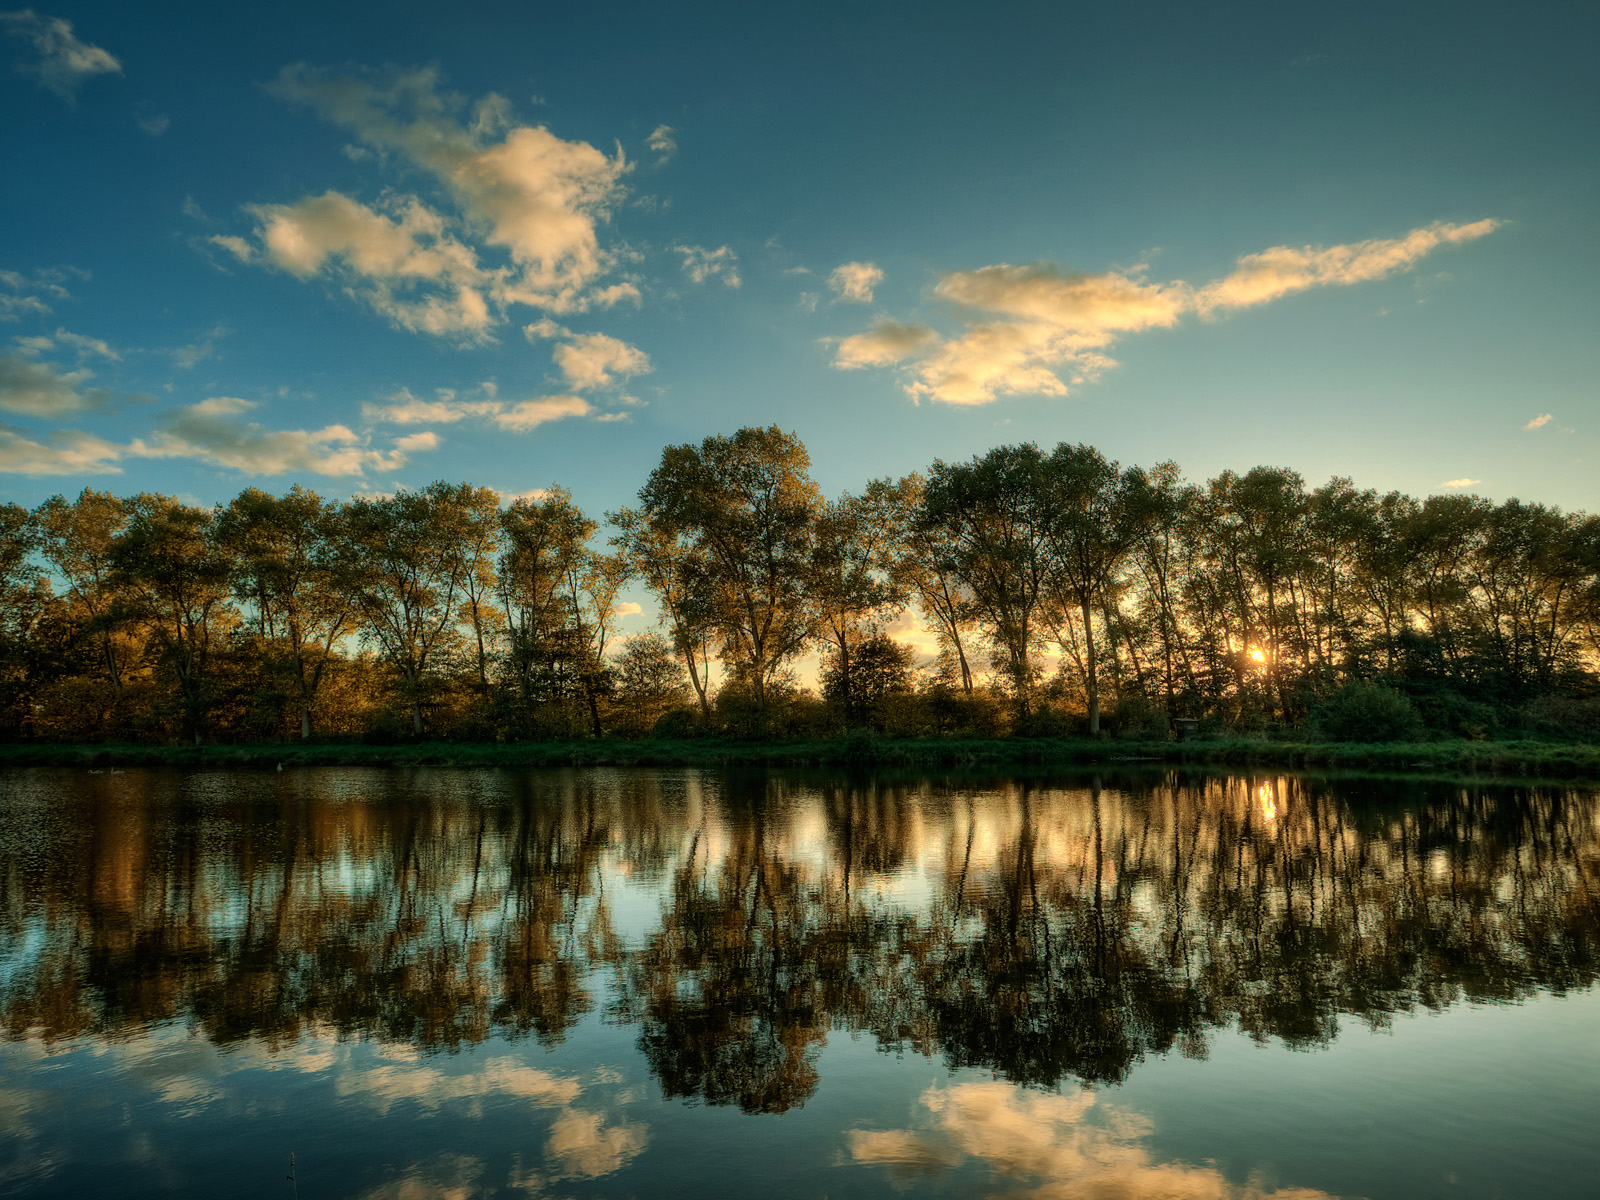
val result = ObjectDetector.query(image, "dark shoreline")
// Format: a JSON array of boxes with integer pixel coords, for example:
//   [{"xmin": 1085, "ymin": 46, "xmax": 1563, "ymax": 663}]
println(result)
[{"xmin": 2, "ymin": 736, "xmax": 1597, "ymax": 782}]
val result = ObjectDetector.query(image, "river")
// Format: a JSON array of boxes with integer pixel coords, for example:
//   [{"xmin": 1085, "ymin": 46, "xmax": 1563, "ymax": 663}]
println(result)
[{"xmin": 1, "ymin": 766, "xmax": 1596, "ymax": 1198}]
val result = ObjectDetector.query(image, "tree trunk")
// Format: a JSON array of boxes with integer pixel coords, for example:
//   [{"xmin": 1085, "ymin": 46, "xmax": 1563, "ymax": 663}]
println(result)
[{"xmin": 1082, "ymin": 595, "xmax": 1101, "ymax": 736}]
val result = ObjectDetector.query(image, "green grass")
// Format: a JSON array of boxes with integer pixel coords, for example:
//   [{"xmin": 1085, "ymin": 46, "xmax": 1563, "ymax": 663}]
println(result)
[{"xmin": 1, "ymin": 735, "xmax": 1597, "ymax": 781}]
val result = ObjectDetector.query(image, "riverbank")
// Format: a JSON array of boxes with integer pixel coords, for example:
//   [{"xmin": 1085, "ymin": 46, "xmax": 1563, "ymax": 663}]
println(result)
[{"xmin": 2, "ymin": 736, "xmax": 1597, "ymax": 780}]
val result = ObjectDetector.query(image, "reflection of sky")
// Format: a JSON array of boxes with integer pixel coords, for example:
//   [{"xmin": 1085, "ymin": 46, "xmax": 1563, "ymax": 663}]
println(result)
[{"xmin": 0, "ymin": 1023, "xmax": 649, "ymax": 1194}]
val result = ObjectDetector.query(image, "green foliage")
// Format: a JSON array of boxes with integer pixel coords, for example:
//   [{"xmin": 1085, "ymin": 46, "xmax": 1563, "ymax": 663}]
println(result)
[{"xmin": 1313, "ymin": 680, "xmax": 1424, "ymax": 743}]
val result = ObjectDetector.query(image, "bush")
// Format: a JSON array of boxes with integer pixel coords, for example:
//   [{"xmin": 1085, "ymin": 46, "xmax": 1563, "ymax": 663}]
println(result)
[
  {"xmin": 1313, "ymin": 680, "xmax": 1423, "ymax": 743},
  {"xmin": 1110, "ymin": 694, "xmax": 1170, "ymax": 741}
]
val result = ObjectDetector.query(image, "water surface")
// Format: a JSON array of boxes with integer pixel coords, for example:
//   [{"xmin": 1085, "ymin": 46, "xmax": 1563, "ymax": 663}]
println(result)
[{"xmin": 1, "ymin": 766, "xmax": 1596, "ymax": 1198}]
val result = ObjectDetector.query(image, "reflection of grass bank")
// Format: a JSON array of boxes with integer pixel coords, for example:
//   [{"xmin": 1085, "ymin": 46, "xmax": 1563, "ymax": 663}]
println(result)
[{"xmin": 2, "ymin": 737, "xmax": 1597, "ymax": 780}]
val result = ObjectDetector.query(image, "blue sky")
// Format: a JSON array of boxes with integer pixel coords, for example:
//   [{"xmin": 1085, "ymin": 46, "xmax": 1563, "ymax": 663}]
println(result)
[{"xmin": 2, "ymin": 0, "xmax": 1596, "ymax": 525}]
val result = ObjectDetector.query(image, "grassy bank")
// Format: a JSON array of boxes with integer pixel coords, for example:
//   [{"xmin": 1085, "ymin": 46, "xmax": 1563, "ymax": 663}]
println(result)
[{"xmin": 1, "ymin": 736, "xmax": 1597, "ymax": 781}]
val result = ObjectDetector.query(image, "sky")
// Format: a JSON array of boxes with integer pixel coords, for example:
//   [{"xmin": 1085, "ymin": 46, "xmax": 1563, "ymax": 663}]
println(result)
[{"xmin": 2, "ymin": 0, "xmax": 1597, "ymax": 531}]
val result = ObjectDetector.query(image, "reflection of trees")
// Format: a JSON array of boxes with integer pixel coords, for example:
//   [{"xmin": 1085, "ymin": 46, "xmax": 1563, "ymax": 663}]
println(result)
[{"xmin": 1, "ymin": 768, "xmax": 1597, "ymax": 1101}]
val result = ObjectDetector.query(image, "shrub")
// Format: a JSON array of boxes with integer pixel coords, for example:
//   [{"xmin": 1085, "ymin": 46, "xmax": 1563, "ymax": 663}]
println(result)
[{"xmin": 1313, "ymin": 680, "xmax": 1423, "ymax": 743}]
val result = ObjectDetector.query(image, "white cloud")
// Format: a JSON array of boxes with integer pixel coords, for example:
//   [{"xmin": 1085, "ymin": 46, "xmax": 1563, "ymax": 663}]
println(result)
[
  {"xmin": 0, "ymin": 9, "xmax": 121, "ymax": 102},
  {"xmin": 392, "ymin": 430, "xmax": 440, "ymax": 452},
  {"xmin": 674, "ymin": 244, "xmax": 740, "ymax": 287},
  {"xmin": 612, "ymin": 601, "xmax": 643, "ymax": 617},
  {"xmin": 0, "ymin": 427, "xmax": 123, "ymax": 474},
  {"xmin": 833, "ymin": 321, "xmax": 938, "ymax": 370},
  {"xmin": 1523, "ymin": 413, "xmax": 1553, "ymax": 431},
  {"xmin": 138, "ymin": 112, "xmax": 170, "ymax": 137},
  {"xmin": 264, "ymin": 65, "xmax": 630, "ymax": 317},
  {"xmin": 552, "ymin": 332, "xmax": 650, "ymax": 390},
  {"xmin": 646, "ymin": 124, "xmax": 676, "ymax": 163},
  {"xmin": 828, "ymin": 261, "xmax": 884, "ymax": 304},
  {"xmin": 239, "ymin": 191, "xmax": 493, "ymax": 339},
  {"xmin": 0, "ymin": 350, "xmax": 106, "ymax": 415},
  {"xmin": 208, "ymin": 234, "xmax": 254, "ymax": 263},
  {"xmin": 1440, "ymin": 478, "xmax": 1480, "ymax": 489},
  {"xmin": 129, "ymin": 397, "xmax": 414, "ymax": 476},
  {"xmin": 838, "ymin": 219, "xmax": 1501, "ymax": 405},
  {"xmin": 492, "ymin": 394, "xmax": 591, "ymax": 431},
  {"xmin": 1195, "ymin": 219, "xmax": 1501, "ymax": 313},
  {"xmin": 523, "ymin": 320, "xmax": 650, "ymax": 391},
  {"xmin": 362, "ymin": 387, "xmax": 499, "ymax": 425},
  {"xmin": 363, "ymin": 385, "xmax": 594, "ymax": 432}
]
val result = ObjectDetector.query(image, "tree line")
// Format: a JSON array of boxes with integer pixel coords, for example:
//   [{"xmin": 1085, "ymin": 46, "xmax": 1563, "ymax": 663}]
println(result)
[{"xmin": 0, "ymin": 425, "xmax": 1596, "ymax": 744}]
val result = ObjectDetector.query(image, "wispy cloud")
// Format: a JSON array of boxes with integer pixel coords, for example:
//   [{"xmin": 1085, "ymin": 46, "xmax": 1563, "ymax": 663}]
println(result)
[
  {"xmin": 829, "ymin": 261, "xmax": 884, "ymax": 304},
  {"xmin": 492, "ymin": 394, "xmax": 591, "ymax": 431},
  {"xmin": 0, "ymin": 349, "xmax": 108, "ymax": 415},
  {"xmin": 171, "ymin": 326, "xmax": 226, "ymax": 370},
  {"xmin": 0, "ymin": 266, "xmax": 75, "ymax": 321},
  {"xmin": 1440, "ymin": 477, "xmax": 1480, "ymax": 489},
  {"xmin": 0, "ymin": 427, "xmax": 123, "ymax": 474},
  {"xmin": 1523, "ymin": 413, "xmax": 1553, "ymax": 431},
  {"xmin": 837, "ymin": 219, "xmax": 1501, "ymax": 405},
  {"xmin": 362, "ymin": 384, "xmax": 595, "ymax": 433},
  {"xmin": 0, "ymin": 395, "xmax": 428, "ymax": 478},
  {"xmin": 129, "ymin": 397, "xmax": 419, "ymax": 475},
  {"xmin": 646, "ymin": 124, "xmax": 676, "ymax": 164},
  {"xmin": 674, "ymin": 244, "xmax": 740, "ymax": 287},
  {"xmin": 0, "ymin": 9, "xmax": 120, "ymax": 102}
]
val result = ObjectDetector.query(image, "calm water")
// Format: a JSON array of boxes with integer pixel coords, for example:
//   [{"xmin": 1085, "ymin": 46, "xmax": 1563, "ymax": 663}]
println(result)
[{"xmin": 1, "ymin": 766, "xmax": 1597, "ymax": 1199}]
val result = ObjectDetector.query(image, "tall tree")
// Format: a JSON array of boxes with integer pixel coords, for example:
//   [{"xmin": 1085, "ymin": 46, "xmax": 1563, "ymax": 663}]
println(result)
[
  {"xmin": 919, "ymin": 445, "xmax": 1052, "ymax": 713},
  {"xmin": 215, "ymin": 486, "xmax": 354, "ymax": 740},
  {"xmin": 35, "ymin": 488, "xmax": 130, "ymax": 693},
  {"xmin": 109, "ymin": 495, "xmax": 236, "ymax": 745},
  {"xmin": 884, "ymin": 474, "xmax": 979, "ymax": 696},
  {"xmin": 499, "ymin": 487, "xmax": 595, "ymax": 722},
  {"xmin": 610, "ymin": 506, "xmax": 719, "ymax": 717},
  {"xmin": 637, "ymin": 427, "xmax": 821, "ymax": 718},
  {"xmin": 341, "ymin": 484, "xmax": 473, "ymax": 735},
  {"xmin": 809, "ymin": 481, "xmax": 907, "ymax": 727},
  {"xmin": 1038, "ymin": 444, "xmax": 1150, "ymax": 736}
]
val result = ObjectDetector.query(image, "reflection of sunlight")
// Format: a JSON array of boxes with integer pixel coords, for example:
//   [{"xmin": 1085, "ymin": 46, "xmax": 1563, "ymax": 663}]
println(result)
[
  {"xmin": 850, "ymin": 1081, "xmax": 1337, "ymax": 1199},
  {"xmin": 1259, "ymin": 784, "xmax": 1277, "ymax": 822}
]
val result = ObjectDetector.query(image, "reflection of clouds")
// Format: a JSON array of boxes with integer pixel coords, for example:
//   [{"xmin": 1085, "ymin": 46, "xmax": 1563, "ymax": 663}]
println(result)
[
  {"xmin": 0, "ymin": 1077, "xmax": 62, "ymax": 1191},
  {"xmin": 851, "ymin": 1081, "xmax": 1339, "ymax": 1199},
  {"xmin": 544, "ymin": 1108, "xmax": 648, "ymax": 1178},
  {"xmin": 339, "ymin": 1056, "xmax": 580, "ymax": 1115},
  {"xmin": 353, "ymin": 1152, "xmax": 485, "ymax": 1200},
  {"xmin": 2, "ymin": 1026, "xmax": 648, "ymax": 1190}
]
